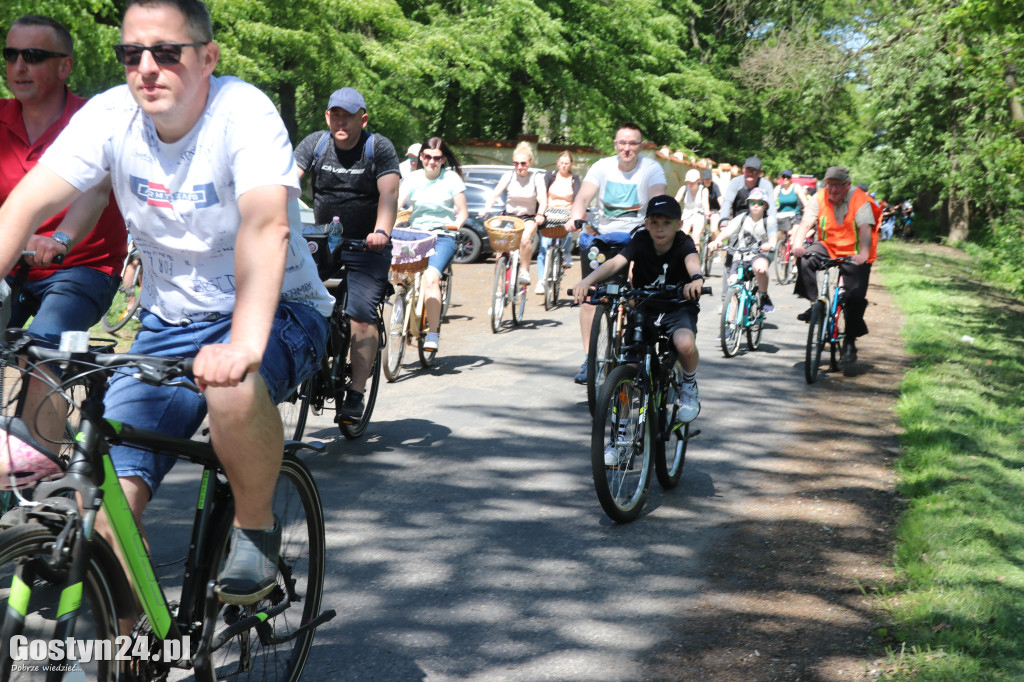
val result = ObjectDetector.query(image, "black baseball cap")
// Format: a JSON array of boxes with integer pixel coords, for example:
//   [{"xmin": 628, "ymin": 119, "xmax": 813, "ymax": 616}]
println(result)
[{"xmin": 645, "ymin": 195, "xmax": 682, "ymax": 220}]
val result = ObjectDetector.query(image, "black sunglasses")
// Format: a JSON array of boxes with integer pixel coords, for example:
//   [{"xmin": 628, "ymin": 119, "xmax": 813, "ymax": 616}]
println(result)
[
  {"xmin": 2, "ymin": 47, "xmax": 69, "ymax": 64},
  {"xmin": 113, "ymin": 42, "xmax": 207, "ymax": 66}
]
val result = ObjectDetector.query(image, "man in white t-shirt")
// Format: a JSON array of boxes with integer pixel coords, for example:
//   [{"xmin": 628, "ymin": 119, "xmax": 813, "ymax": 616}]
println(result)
[
  {"xmin": 0, "ymin": 0, "xmax": 333, "ymax": 606},
  {"xmin": 567, "ymin": 122, "xmax": 666, "ymax": 383}
]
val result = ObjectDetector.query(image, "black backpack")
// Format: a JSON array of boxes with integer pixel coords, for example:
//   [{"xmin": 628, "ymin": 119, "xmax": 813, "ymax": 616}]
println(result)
[{"xmin": 309, "ymin": 130, "xmax": 376, "ymax": 195}]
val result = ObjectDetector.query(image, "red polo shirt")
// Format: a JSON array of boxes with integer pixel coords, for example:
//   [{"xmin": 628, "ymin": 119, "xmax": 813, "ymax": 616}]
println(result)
[{"xmin": 0, "ymin": 88, "xmax": 127, "ymax": 280}]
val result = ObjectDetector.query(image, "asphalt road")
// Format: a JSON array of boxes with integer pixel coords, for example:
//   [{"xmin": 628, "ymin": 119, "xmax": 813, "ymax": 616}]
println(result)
[{"xmin": 144, "ymin": 254, "xmax": 827, "ymax": 681}]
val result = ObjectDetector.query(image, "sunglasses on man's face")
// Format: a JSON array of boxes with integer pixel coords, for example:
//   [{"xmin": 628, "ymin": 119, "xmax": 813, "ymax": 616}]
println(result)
[
  {"xmin": 113, "ymin": 42, "xmax": 206, "ymax": 66},
  {"xmin": 2, "ymin": 47, "xmax": 69, "ymax": 64}
]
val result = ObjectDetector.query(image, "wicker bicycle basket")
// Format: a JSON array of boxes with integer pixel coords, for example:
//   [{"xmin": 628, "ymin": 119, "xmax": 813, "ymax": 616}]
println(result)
[
  {"xmin": 539, "ymin": 224, "xmax": 569, "ymax": 239},
  {"xmin": 390, "ymin": 228, "xmax": 437, "ymax": 274},
  {"xmin": 394, "ymin": 209, "xmax": 412, "ymax": 228},
  {"xmin": 484, "ymin": 216, "xmax": 526, "ymax": 252}
]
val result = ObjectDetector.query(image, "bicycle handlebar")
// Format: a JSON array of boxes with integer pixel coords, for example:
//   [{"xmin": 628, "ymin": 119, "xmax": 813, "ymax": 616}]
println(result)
[
  {"xmin": 570, "ymin": 282, "xmax": 712, "ymax": 305},
  {"xmin": 3, "ymin": 328, "xmax": 197, "ymax": 391}
]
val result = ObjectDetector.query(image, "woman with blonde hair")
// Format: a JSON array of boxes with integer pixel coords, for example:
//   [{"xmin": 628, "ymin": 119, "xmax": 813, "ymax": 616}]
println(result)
[{"xmin": 479, "ymin": 141, "xmax": 547, "ymax": 286}]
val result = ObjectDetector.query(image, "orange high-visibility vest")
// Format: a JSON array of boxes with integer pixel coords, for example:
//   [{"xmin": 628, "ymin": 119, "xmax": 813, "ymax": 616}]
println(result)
[{"xmin": 815, "ymin": 188, "xmax": 882, "ymax": 263}]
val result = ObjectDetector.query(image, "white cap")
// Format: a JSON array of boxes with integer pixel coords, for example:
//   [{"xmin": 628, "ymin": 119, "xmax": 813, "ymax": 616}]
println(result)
[
  {"xmin": 406, "ymin": 143, "xmax": 422, "ymax": 157},
  {"xmin": 685, "ymin": 169, "xmax": 700, "ymax": 183}
]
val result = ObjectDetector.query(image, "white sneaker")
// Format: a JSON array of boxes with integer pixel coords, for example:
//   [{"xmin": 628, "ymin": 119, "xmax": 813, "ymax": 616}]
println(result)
[
  {"xmin": 423, "ymin": 332, "xmax": 439, "ymax": 352},
  {"xmin": 604, "ymin": 446, "xmax": 618, "ymax": 467},
  {"xmin": 534, "ymin": 282, "xmax": 545, "ymax": 295},
  {"xmin": 518, "ymin": 270, "xmax": 531, "ymax": 285},
  {"xmin": 676, "ymin": 380, "xmax": 700, "ymax": 423},
  {"xmin": 563, "ymin": 255, "xmax": 574, "ymax": 268}
]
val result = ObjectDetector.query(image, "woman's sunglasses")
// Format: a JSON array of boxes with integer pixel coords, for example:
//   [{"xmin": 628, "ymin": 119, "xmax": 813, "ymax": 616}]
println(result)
[
  {"xmin": 2, "ymin": 48, "xmax": 68, "ymax": 64},
  {"xmin": 113, "ymin": 42, "xmax": 207, "ymax": 66},
  {"xmin": 512, "ymin": 161, "xmax": 529, "ymax": 167},
  {"xmin": 421, "ymin": 153, "xmax": 444, "ymax": 162}
]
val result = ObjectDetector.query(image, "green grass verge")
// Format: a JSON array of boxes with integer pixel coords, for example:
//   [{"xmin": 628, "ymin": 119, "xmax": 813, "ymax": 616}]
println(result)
[{"xmin": 873, "ymin": 241, "xmax": 1024, "ymax": 680}]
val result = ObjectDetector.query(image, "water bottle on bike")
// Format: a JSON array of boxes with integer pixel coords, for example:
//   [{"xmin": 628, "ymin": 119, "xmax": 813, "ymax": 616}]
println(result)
[{"xmin": 327, "ymin": 216, "xmax": 343, "ymax": 253}]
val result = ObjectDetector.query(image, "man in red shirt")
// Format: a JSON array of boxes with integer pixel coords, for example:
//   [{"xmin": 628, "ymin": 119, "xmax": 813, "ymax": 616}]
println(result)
[
  {"xmin": 1, "ymin": 15, "xmax": 127, "ymax": 340},
  {"xmin": 791, "ymin": 166, "xmax": 881, "ymax": 368}
]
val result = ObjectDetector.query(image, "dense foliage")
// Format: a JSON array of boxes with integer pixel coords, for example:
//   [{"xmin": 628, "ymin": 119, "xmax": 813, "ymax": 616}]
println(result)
[{"xmin": 2, "ymin": 0, "xmax": 1022, "ymax": 285}]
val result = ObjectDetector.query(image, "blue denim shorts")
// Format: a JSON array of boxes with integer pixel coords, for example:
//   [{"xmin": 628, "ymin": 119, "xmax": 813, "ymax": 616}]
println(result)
[
  {"xmin": 426, "ymin": 234, "xmax": 457, "ymax": 276},
  {"xmin": 336, "ymin": 248, "xmax": 390, "ymax": 325},
  {"xmin": 6, "ymin": 266, "xmax": 120, "ymax": 345},
  {"xmin": 106, "ymin": 301, "xmax": 329, "ymax": 495}
]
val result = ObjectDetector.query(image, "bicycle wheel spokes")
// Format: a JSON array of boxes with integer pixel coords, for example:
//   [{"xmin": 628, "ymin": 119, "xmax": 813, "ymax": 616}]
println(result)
[
  {"xmin": 211, "ymin": 456, "xmax": 325, "ymax": 682},
  {"xmin": 490, "ymin": 255, "xmax": 508, "ymax": 333},
  {"xmin": 543, "ymin": 248, "xmax": 557, "ymax": 311},
  {"xmin": 341, "ymin": 338, "xmax": 380, "ymax": 439},
  {"xmin": 383, "ymin": 291, "xmax": 407, "ymax": 381},
  {"xmin": 720, "ymin": 288, "xmax": 742, "ymax": 357},
  {"xmin": 0, "ymin": 523, "xmax": 127, "ymax": 681},
  {"xmin": 100, "ymin": 280, "xmax": 142, "ymax": 333},
  {"xmin": 830, "ymin": 299, "xmax": 846, "ymax": 371},
  {"xmin": 590, "ymin": 365, "xmax": 652, "ymax": 523},
  {"xmin": 279, "ymin": 376, "xmax": 312, "ymax": 441},
  {"xmin": 511, "ymin": 260, "xmax": 527, "ymax": 325}
]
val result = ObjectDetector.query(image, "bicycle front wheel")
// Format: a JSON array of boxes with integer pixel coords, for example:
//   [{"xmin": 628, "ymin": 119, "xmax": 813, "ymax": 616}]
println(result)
[
  {"xmin": 207, "ymin": 455, "xmax": 325, "ymax": 682},
  {"xmin": 490, "ymin": 255, "xmax": 508, "ymax": 333},
  {"xmin": 591, "ymin": 364, "xmax": 652, "ymax": 523},
  {"xmin": 0, "ymin": 521, "xmax": 131, "ymax": 681},
  {"xmin": 720, "ymin": 288, "xmax": 742, "ymax": 357},
  {"xmin": 100, "ymin": 280, "xmax": 142, "ymax": 333},
  {"xmin": 383, "ymin": 292, "xmax": 407, "ymax": 382},
  {"xmin": 829, "ymin": 297, "xmax": 846, "ymax": 372},
  {"xmin": 654, "ymin": 417, "xmax": 688, "ymax": 490},
  {"xmin": 543, "ymin": 248, "xmax": 559, "ymax": 311},
  {"xmin": 805, "ymin": 300, "xmax": 826, "ymax": 383},
  {"xmin": 746, "ymin": 290, "xmax": 763, "ymax": 351},
  {"xmin": 341, "ymin": 330, "xmax": 381, "ymax": 439},
  {"xmin": 772, "ymin": 242, "xmax": 788, "ymax": 285}
]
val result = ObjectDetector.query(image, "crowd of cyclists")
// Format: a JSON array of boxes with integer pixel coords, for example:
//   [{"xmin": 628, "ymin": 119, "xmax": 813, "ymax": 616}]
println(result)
[{"xmin": 0, "ymin": 0, "xmax": 890, "ymax": 631}]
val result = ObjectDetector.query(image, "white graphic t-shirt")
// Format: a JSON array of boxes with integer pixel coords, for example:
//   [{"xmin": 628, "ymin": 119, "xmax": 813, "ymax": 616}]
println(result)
[
  {"xmin": 582, "ymin": 156, "xmax": 667, "ymax": 233},
  {"xmin": 40, "ymin": 75, "xmax": 333, "ymax": 323}
]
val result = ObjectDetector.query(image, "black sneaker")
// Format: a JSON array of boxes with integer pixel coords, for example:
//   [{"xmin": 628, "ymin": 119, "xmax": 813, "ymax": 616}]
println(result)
[
  {"xmin": 797, "ymin": 307, "xmax": 812, "ymax": 322},
  {"xmin": 761, "ymin": 293, "xmax": 775, "ymax": 313},
  {"xmin": 573, "ymin": 360, "xmax": 588, "ymax": 384},
  {"xmin": 337, "ymin": 390, "xmax": 364, "ymax": 423},
  {"xmin": 216, "ymin": 520, "xmax": 280, "ymax": 605},
  {"xmin": 842, "ymin": 338, "xmax": 858, "ymax": 364}
]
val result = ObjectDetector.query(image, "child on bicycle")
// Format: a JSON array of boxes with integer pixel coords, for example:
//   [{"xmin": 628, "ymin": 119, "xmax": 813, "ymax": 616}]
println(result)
[
  {"xmin": 709, "ymin": 187, "xmax": 779, "ymax": 312},
  {"xmin": 572, "ymin": 195, "xmax": 705, "ymax": 422}
]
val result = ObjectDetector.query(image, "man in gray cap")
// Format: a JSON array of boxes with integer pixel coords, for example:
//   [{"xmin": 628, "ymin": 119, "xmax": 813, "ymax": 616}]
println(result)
[
  {"xmin": 294, "ymin": 86, "xmax": 400, "ymax": 421},
  {"xmin": 719, "ymin": 156, "xmax": 777, "ymax": 231},
  {"xmin": 790, "ymin": 166, "xmax": 881, "ymax": 370}
]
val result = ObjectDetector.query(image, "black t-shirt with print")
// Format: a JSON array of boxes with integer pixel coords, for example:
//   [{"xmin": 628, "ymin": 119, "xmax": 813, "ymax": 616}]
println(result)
[
  {"xmin": 619, "ymin": 230, "xmax": 698, "ymax": 289},
  {"xmin": 294, "ymin": 130, "xmax": 400, "ymax": 238}
]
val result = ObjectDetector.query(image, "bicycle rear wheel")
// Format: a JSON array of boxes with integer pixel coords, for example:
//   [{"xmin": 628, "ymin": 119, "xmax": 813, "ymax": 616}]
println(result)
[
  {"xmin": 278, "ymin": 376, "xmax": 312, "ymax": 441},
  {"xmin": 829, "ymin": 299, "xmax": 846, "ymax": 372},
  {"xmin": 805, "ymin": 300, "xmax": 826, "ymax": 383},
  {"xmin": 746, "ymin": 290, "xmax": 763, "ymax": 351},
  {"xmin": 207, "ymin": 455, "xmax": 325, "ymax": 682},
  {"xmin": 440, "ymin": 264, "xmax": 453, "ymax": 321},
  {"xmin": 383, "ymin": 292, "xmax": 407, "ymax": 382},
  {"xmin": 100, "ymin": 280, "xmax": 142, "ymax": 333},
  {"xmin": 591, "ymin": 364, "xmax": 652, "ymax": 523},
  {"xmin": 490, "ymin": 255, "xmax": 508, "ymax": 333},
  {"xmin": 720, "ymin": 288, "xmax": 742, "ymax": 357},
  {"xmin": 511, "ymin": 261, "xmax": 527, "ymax": 325},
  {"xmin": 0, "ymin": 521, "xmax": 131, "ymax": 681},
  {"xmin": 543, "ymin": 246, "xmax": 561, "ymax": 310},
  {"xmin": 586, "ymin": 304, "xmax": 615, "ymax": 415}
]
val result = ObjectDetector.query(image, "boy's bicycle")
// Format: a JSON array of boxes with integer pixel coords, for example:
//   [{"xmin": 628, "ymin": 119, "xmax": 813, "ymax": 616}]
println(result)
[
  {"xmin": 383, "ymin": 228, "xmax": 454, "ymax": 381},
  {"xmin": 588, "ymin": 282, "xmax": 710, "ymax": 523},
  {"xmin": 485, "ymin": 217, "xmax": 528, "ymax": 333},
  {"xmin": 805, "ymin": 257, "xmax": 853, "ymax": 383},
  {"xmin": 719, "ymin": 245, "xmax": 766, "ymax": 358},
  {"xmin": 0, "ymin": 329, "xmax": 332, "ymax": 681},
  {"xmin": 278, "ymin": 234, "xmax": 391, "ymax": 441},
  {"xmin": 586, "ymin": 285, "xmax": 626, "ymax": 415}
]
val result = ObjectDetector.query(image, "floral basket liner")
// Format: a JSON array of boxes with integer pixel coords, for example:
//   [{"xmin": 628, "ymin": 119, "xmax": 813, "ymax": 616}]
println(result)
[{"xmin": 390, "ymin": 228, "xmax": 437, "ymax": 265}]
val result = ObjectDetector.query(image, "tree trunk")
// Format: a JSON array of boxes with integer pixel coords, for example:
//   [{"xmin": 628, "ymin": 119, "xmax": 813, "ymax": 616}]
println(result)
[
  {"xmin": 1005, "ymin": 63, "xmax": 1024, "ymax": 124},
  {"xmin": 947, "ymin": 188, "xmax": 970, "ymax": 242},
  {"xmin": 278, "ymin": 82, "xmax": 297, "ymax": 144}
]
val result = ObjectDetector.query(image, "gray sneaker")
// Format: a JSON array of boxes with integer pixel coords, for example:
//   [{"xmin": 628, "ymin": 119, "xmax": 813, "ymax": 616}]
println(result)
[
  {"xmin": 676, "ymin": 380, "xmax": 700, "ymax": 423},
  {"xmin": 573, "ymin": 360, "xmax": 588, "ymax": 384},
  {"xmin": 216, "ymin": 520, "xmax": 280, "ymax": 605}
]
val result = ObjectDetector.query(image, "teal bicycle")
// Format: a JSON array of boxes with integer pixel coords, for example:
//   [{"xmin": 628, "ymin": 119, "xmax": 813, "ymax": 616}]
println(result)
[
  {"xmin": 719, "ymin": 245, "xmax": 766, "ymax": 357},
  {"xmin": 805, "ymin": 256, "xmax": 853, "ymax": 383},
  {"xmin": 0, "ymin": 329, "xmax": 332, "ymax": 681}
]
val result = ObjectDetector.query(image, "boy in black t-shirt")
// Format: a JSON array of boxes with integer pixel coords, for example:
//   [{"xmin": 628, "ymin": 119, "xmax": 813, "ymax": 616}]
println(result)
[{"xmin": 572, "ymin": 195, "xmax": 705, "ymax": 422}]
